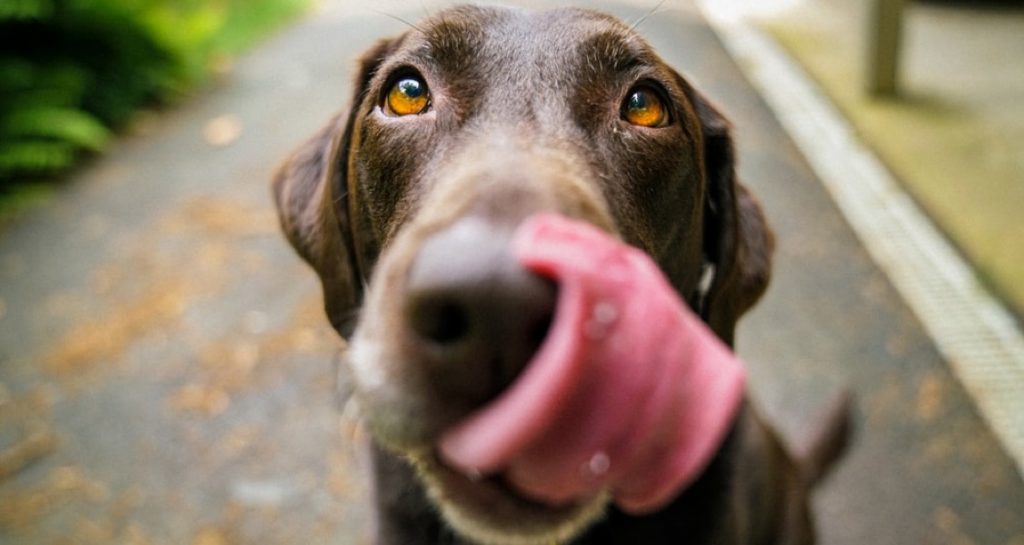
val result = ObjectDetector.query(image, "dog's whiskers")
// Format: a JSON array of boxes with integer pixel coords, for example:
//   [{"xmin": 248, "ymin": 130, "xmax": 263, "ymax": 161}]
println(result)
[
  {"xmin": 630, "ymin": 0, "xmax": 670, "ymax": 31},
  {"xmin": 369, "ymin": 7, "xmax": 426, "ymax": 33}
]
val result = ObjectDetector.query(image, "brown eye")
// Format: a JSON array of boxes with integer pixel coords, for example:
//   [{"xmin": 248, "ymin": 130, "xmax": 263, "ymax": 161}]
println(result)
[
  {"xmin": 386, "ymin": 76, "xmax": 430, "ymax": 116},
  {"xmin": 622, "ymin": 87, "xmax": 668, "ymax": 127}
]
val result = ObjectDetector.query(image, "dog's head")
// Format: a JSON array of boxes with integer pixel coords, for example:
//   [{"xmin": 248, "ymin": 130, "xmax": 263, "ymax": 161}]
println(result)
[{"xmin": 273, "ymin": 6, "xmax": 772, "ymax": 544}]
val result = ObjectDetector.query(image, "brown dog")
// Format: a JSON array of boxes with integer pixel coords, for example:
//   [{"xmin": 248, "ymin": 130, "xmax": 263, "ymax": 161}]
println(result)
[{"xmin": 273, "ymin": 6, "xmax": 849, "ymax": 544}]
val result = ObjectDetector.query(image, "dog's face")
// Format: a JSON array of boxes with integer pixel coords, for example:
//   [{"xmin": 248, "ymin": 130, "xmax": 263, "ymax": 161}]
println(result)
[{"xmin": 274, "ymin": 6, "xmax": 772, "ymax": 544}]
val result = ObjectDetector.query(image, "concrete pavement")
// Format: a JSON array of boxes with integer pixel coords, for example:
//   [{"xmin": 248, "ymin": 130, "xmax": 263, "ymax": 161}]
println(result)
[{"xmin": 0, "ymin": 2, "xmax": 1021, "ymax": 544}]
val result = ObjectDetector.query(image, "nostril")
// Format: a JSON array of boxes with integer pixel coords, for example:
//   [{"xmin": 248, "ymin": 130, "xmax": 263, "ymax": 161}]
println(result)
[
  {"xmin": 401, "ymin": 218, "xmax": 559, "ymax": 413},
  {"xmin": 527, "ymin": 309, "xmax": 554, "ymax": 354},
  {"xmin": 410, "ymin": 296, "xmax": 470, "ymax": 346}
]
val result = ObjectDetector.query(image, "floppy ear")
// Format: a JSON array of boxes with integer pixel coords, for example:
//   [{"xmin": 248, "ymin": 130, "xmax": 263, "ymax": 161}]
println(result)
[
  {"xmin": 271, "ymin": 38, "xmax": 399, "ymax": 337},
  {"xmin": 686, "ymin": 86, "xmax": 774, "ymax": 346}
]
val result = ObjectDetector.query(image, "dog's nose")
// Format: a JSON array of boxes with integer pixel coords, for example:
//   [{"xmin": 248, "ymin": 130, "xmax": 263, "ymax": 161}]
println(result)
[{"xmin": 404, "ymin": 218, "xmax": 556, "ymax": 410}]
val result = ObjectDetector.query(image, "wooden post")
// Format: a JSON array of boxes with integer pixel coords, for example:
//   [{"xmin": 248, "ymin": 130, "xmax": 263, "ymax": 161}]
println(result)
[{"xmin": 868, "ymin": 0, "xmax": 907, "ymax": 97}]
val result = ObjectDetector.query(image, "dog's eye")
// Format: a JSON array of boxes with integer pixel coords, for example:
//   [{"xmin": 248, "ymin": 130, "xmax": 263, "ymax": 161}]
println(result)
[
  {"xmin": 622, "ymin": 87, "xmax": 668, "ymax": 128},
  {"xmin": 386, "ymin": 76, "xmax": 430, "ymax": 116}
]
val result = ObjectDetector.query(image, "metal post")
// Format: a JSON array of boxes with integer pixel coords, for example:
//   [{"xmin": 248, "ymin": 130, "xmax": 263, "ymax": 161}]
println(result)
[{"xmin": 867, "ymin": 0, "xmax": 907, "ymax": 97}]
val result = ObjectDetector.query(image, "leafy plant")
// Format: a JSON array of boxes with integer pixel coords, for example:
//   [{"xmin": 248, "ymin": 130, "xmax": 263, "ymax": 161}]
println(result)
[
  {"xmin": 0, "ymin": 0, "xmax": 175, "ymax": 187},
  {"xmin": 0, "ymin": 0, "xmax": 307, "ymax": 195}
]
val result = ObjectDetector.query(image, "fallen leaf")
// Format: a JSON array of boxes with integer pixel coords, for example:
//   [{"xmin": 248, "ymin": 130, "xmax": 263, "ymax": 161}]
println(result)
[
  {"xmin": 169, "ymin": 384, "xmax": 231, "ymax": 417},
  {"xmin": 193, "ymin": 527, "xmax": 230, "ymax": 545},
  {"xmin": 203, "ymin": 115, "xmax": 242, "ymax": 147},
  {"xmin": 915, "ymin": 372, "xmax": 944, "ymax": 422}
]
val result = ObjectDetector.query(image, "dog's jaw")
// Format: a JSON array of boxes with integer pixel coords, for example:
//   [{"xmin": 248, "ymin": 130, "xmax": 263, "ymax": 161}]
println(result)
[
  {"xmin": 348, "ymin": 319, "xmax": 612, "ymax": 545},
  {"xmin": 347, "ymin": 261, "xmax": 611, "ymax": 544},
  {"xmin": 408, "ymin": 449, "xmax": 610, "ymax": 545}
]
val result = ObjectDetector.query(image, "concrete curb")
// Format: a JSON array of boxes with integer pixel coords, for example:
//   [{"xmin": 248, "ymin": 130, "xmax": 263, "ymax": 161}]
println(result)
[{"xmin": 696, "ymin": 0, "xmax": 1024, "ymax": 478}]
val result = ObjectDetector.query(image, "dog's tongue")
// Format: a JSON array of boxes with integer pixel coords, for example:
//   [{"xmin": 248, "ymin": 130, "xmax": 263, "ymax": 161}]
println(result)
[{"xmin": 438, "ymin": 214, "xmax": 745, "ymax": 514}]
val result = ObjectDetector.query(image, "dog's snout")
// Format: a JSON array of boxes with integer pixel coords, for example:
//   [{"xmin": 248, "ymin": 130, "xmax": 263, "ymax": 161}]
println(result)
[{"xmin": 404, "ymin": 218, "xmax": 556, "ymax": 408}]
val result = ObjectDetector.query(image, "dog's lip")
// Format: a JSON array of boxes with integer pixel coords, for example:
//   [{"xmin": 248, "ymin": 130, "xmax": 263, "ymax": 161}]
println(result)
[
  {"xmin": 439, "ymin": 453, "xmax": 590, "ymax": 510},
  {"xmin": 408, "ymin": 448, "xmax": 611, "ymax": 545},
  {"xmin": 419, "ymin": 449, "xmax": 598, "ymax": 515}
]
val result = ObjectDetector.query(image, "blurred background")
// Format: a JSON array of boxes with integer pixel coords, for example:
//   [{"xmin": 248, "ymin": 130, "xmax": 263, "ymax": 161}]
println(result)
[{"xmin": 0, "ymin": 0, "xmax": 1021, "ymax": 544}]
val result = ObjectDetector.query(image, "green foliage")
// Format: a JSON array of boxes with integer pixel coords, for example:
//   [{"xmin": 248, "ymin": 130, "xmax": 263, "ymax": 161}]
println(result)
[
  {"xmin": 4, "ymin": 107, "xmax": 110, "ymax": 151},
  {"xmin": 0, "ymin": 0, "xmax": 308, "ymax": 192},
  {"xmin": 0, "ymin": 0, "xmax": 54, "ymax": 20}
]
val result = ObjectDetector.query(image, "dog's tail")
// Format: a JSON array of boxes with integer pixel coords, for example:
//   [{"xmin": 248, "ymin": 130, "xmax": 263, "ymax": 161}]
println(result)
[{"xmin": 793, "ymin": 389, "xmax": 854, "ymax": 487}]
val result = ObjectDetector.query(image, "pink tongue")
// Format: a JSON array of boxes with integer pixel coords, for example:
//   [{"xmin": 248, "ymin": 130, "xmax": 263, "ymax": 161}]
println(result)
[{"xmin": 438, "ymin": 214, "xmax": 745, "ymax": 514}]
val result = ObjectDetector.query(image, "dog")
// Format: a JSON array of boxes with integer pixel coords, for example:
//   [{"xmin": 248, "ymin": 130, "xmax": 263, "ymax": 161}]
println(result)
[{"xmin": 272, "ymin": 6, "xmax": 850, "ymax": 544}]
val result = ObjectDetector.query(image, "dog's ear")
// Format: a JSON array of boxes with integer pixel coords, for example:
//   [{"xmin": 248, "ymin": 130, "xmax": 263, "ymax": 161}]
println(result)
[
  {"xmin": 684, "ymin": 84, "xmax": 774, "ymax": 346},
  {"xmin": 271, "ymin": 38, "xmax": 399, "ymax": 337}
]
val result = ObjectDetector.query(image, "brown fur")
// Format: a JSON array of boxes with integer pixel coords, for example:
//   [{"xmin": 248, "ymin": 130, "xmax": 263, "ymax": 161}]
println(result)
[{"xmin": 272, "ymin": 6, "xmax": 848, "ymax": 545}]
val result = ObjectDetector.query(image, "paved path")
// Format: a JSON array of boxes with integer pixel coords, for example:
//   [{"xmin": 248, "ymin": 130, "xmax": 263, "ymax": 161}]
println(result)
[{"xmin": 1, "ymin": 2, "xmax": 1021, "ymax": 544}]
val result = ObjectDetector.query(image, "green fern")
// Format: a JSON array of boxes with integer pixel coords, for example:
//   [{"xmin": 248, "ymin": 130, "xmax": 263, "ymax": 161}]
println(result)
[
  {"xmin": 0, "ymin": 0, "xmax": 179, "ymax": 187},
  {"xmin": 0, "ymin": 142, "xmax": 76, "ymax": 176},
  {"xmin": 0, "ymin": 0, "xmax": 309, "ymax": 192},
  {"xmin": 2, "ymin": 107, "xmax": 109, "ymax": 151},
  {"xmin": 0, "ymin": 0, "xmax": 53, "ymax": 21}
]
